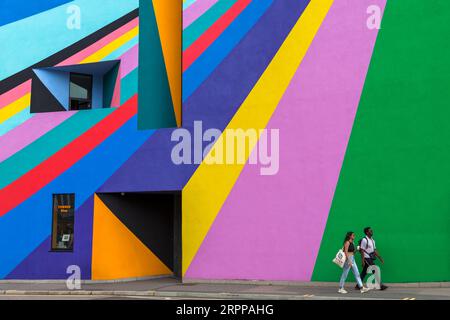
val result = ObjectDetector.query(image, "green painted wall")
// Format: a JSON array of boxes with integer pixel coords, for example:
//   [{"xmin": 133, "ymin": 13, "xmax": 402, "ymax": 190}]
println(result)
[{"xmin": 312, "ymin": 0, "xmax": 450, "ymax": 283}]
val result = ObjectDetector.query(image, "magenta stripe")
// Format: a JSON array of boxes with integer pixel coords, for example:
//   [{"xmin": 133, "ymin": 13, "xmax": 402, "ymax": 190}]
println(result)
[
  {"xmin": 183, "ymin": 0, "xmax": 218, "ymax": 29},
  {"xmin": 0, "ymin": 112, "xmax": 75, "ymax": 163},
  {"xmin": 119, "ymin": 44, "xmax": 138, "ymax": 78}
]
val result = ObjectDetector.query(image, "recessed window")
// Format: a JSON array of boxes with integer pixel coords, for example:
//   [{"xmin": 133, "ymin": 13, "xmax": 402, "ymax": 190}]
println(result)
[
  {"xmin": 69, "ymin": 73, "xmax": 93, "ymax": 110},
  {"xmin": 51, "ymin": 194, "xmax": 75, "ymax": 251}
]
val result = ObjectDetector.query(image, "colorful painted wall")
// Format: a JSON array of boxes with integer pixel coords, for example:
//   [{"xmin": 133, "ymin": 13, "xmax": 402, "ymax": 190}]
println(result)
[
  {"xmin": 0, "ymin": 0, "xmax": 449, "ymax": 283},
  {"xmin": 0, "ymin": 0, "xmax": 179, "ymax": 280},
  {"xmin": 181, "ymin": 0, "xmax": 450, "ymax": 283}
]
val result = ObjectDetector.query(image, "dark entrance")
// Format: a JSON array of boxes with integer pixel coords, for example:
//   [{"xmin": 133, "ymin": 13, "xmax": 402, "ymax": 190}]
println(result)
[{"xmin": 96, "ymin": 192, "xmax": 182, "ymax": 279}]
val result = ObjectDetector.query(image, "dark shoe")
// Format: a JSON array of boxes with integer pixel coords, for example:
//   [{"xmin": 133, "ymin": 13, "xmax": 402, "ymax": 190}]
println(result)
[
  {"xmin": 355, "ymin": 285, "xmax": 362, "ymax": 290},
  {"xmin": 380, "ymin": 284, "xmax": 388, "ymax": 290}
]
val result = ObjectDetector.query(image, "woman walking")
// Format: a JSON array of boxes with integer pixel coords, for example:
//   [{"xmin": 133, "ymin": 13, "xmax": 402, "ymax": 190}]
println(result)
[{"xmin": 338, "ymin": 231, "xmax": 370, "ymax": 294}]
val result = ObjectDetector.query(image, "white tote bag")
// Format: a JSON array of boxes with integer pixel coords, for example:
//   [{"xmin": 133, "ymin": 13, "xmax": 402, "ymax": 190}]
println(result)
[{"xmin": 332, "ymin": 249, "xmax": 346, "ymax": 268}]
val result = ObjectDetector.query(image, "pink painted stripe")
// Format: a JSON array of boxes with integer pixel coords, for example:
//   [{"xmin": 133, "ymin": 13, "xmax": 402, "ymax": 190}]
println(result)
[
  {"xmin": 0, "ymin": 81, "xmax": 31, "ymax": 110},
  {"xmin": 57, "ymin": 17, "xmax": 139, "ymax": 66},
  {"xmin": 0, "ymin": 112, "xmax": 75, "ymax": 163},
  {"xmin": 119, "ymin": 44, "xmax": 138, "ymax": 78},
  {"xmin": 183, "ymin": 0, "xmax": 218, "ymax": 29},
  {"xmin": 185, "ymin": 0, "xmax": 386, "ymax": 281}
]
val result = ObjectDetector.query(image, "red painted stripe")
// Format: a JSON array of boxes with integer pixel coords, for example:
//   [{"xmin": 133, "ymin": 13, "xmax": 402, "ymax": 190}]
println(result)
[
  {"xmin": 183, "ymin": 0, "xmax": 251, "ymax": 71},
  {"xmin": 0, "ymin": 95, "xmax": 138, "ymax": 216}
]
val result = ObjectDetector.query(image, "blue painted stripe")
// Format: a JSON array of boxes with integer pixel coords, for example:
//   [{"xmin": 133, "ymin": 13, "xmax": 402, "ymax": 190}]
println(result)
[
  {"xmin": 182, "ymin": 0, "xmax": 273, "ymax": 101},
  {"xmin": 0, "ymin": 107, "xmax": 33, "ymax": 136},
  {"xmin": 0, "ymin": 116, "xmax": 154, "ymax": 278},
  {"xmin": 0, "ymin": 0, "xmax": 73, "ymax": 27}
]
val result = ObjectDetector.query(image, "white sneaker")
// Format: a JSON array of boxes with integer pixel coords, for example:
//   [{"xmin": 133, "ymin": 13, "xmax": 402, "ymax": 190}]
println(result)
[
  {"xmin": 338, "ymin": 288, "xmax": 348, "ymax": 294},
  {"xmin": 360, "ymin": 287, "xmax": 370, "ymax": 293}
]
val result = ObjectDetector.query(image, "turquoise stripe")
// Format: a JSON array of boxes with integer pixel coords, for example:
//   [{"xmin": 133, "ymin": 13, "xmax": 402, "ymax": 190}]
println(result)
[
  {"xmin": 103, "ymin": 35, "xmax": 138, "ymax": 61},
  {"xmin": 0, "ymin": 0, "xmax": 139, "ymax": 81},
  {"xmin": 0, "ymin": 108, "xmax": 33, "ymax": 136}
]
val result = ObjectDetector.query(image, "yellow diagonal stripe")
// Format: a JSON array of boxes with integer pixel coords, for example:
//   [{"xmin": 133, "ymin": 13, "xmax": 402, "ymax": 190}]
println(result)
[
  {"xmin": 0, "ymin": 93, "xmax": 31, "ymax": 124},
  {"xmin": 181, "ymin": 0, "xmax": 334, "ymax": 276},
  {"xmin": 81, "ymin": 26, "xmax": 139, "ymax": 64}
]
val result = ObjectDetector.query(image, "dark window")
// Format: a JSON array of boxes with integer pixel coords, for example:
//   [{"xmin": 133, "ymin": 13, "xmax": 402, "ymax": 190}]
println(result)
[
  {"xmin": 51, "ymin": 194, "xmax": 75, "ymax": 251},
  {"xmin": 69, "ymin": 73, "xmax": 92, "ymax": 110}
]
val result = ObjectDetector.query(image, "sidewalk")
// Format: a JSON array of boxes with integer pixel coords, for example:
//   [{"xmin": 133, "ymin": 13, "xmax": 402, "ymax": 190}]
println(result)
[{"xmin": 1, "ymin": 277, "xmax": 449, "ymax": 300}]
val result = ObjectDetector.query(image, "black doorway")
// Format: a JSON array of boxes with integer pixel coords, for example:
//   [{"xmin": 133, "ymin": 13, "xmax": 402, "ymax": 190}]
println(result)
[{"xmin": 96, "ymin": 192, "xmax": 182, "ymax": 279}]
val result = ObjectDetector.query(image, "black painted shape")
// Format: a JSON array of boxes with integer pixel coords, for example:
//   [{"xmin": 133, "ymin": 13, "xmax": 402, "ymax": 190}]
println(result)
[
  {"xmin": 97, "ymin": 193, "xmax": 181, "ymax": 271},
  {"xmin": 30, "ymin": 73, "xmax": 66, "ymax": 113},
  {"xmin": 0, "ymin": 9, "xmax": 138, "ymax": 95}
]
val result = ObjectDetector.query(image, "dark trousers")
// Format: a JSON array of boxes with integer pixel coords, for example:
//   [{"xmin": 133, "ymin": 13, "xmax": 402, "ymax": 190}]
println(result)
[{"xmin": 360, "ymin": 258, "xmax": 375, "ymax": 282}]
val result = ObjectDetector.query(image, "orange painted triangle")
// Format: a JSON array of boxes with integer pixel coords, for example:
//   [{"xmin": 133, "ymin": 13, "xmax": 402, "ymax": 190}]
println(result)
[{"xmin": 92, "ymin": 195, "xmax": 172, "ymax": 280}]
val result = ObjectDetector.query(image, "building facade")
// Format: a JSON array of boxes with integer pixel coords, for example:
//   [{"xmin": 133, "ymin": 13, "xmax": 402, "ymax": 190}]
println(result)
[{"xmin": 0, "ymin": 0, "xmax": 449, "ymax": 283}]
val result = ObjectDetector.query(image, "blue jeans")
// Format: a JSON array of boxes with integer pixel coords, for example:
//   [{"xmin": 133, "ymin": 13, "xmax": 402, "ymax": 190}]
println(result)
[{"xmin": 339, "ymin": 255, "xmax": 363, "ymax": 288}]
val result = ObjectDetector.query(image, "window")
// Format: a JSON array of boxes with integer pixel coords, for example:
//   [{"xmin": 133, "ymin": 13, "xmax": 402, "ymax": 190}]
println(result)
[
  {"xmin": 69, "ymin": 73, "xmax": 93, "ymax": 110},
  {"xmin": 51, "ymin": 194, "xmax": 75, "ymax": 251}
]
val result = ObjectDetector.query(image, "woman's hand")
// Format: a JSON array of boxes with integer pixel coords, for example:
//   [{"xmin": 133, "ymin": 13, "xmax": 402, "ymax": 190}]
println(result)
[{"xmin": 347, "ymin": 260, "xmax": 353, "ymax": 267}]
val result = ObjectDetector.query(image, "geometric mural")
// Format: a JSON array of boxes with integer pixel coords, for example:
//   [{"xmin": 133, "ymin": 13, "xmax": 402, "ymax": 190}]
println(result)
[
  {"xmin": 92, "ymin": 195, "xmax": 171, "ymax": 280},
  {"xmin": 0, "ymin": 0, "xmax": 449, "ymax": 284}
]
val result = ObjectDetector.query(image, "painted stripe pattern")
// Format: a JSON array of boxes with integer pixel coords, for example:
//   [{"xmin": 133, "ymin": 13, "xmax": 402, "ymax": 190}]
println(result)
[{"xmin": 2, "ymin": 0, "xmax": 437, "ymax": 284}]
